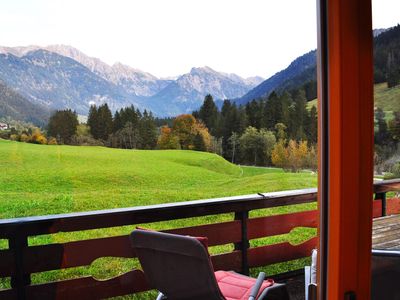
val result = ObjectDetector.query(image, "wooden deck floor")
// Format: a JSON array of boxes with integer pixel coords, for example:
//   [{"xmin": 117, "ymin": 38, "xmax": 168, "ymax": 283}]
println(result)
[{"xmin": 373, "ymin": 214, "xmax": 400, "ymax": 249}]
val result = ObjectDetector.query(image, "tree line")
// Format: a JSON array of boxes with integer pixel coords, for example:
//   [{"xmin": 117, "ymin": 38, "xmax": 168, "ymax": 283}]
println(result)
[
  {"xmin": 190, "ymin": 91, "xmax": 318, "ymax": 167},
  {"xmin": 3, "ymin": 87, "xmax": 319, "ymax": 172}
]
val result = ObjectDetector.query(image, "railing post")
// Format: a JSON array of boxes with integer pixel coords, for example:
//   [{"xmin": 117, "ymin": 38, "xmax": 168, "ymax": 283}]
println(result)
[
  {"xmin": 234, "ymin": 211, "xmax": 249, "ymax": 275},
  {"xmin": 9, "ymin": 234, "xmax": 30, "ymax": 300},
  {"xmin": 375, "ymin": 192, "xmax": 387, "ymax": 217}
]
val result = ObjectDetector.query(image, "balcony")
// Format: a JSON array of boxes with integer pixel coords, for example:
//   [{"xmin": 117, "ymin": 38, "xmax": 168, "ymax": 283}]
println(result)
[{"xmin": 0, "ymin": 179, "xmax": 399, "ymax": 299}]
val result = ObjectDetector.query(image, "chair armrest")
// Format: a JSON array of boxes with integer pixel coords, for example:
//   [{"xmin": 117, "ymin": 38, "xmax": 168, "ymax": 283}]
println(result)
[{"xmin": 248, "ymin": 272, "xmax": 266, "ymax": 300}]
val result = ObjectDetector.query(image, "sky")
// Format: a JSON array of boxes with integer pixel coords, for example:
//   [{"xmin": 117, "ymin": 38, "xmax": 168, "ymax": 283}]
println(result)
[{"xmin": 0, "ymin": 0, "xmax": 399, "ymax": 79}]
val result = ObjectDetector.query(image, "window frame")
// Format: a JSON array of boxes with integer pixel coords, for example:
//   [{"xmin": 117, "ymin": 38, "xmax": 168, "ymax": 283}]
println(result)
[{"xmin": 317, "ymin": 0, "xmax": 374, "ymax": 299}]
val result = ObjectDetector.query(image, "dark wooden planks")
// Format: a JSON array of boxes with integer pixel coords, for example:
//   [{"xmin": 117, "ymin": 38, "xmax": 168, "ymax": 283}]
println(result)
[
  {"xmin": 0, "ymin": 249, "xmax": 15, "ymax": 277},
  {"xmin": 373, "ymin": 215, "xmax": 400, "ymax": 250},
  {"xmin": 0, "ymin": 288, "xmax": 17, "ymax": 300},
  {"xmin": 374, "ymin": 179, "xmax": 400, "ymax": 194}
]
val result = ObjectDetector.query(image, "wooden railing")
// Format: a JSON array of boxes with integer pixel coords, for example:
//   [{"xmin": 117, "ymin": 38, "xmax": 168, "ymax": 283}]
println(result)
[{"xmin": 0, "ymin": 180, "xmax": 399, "ymax": 299}]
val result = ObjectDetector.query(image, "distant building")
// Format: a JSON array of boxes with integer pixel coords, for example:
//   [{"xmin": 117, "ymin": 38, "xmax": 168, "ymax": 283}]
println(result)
[{"xmin": 0, "ymin": 123, "xmax": 9, "ymax": 130}]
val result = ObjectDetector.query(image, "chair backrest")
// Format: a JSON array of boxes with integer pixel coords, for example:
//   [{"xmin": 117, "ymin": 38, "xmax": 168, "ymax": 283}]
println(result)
[
  {"xmin": 130, "ymin": 229, "xmax": 225, "ymax": 300},
  {"xmin": 371, "ymin": 249, "xmax": 400, "ymax": 300}
]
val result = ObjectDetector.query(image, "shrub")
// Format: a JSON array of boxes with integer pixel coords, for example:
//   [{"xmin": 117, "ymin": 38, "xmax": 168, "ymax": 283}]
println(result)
[
  {"xmin": 30, "ymin": 129, "xmax": 47, "ymax": 145},
  {"xmin": 70, "ymin": 135, "xmax": 104, "ymax": 146},
  {"xmin": 19, "ymin": 133, "xmax": 31, "ymax": 143},
  {"xmin": 47, "ymin": 137, "xmax": 58, "ymax": 145}
]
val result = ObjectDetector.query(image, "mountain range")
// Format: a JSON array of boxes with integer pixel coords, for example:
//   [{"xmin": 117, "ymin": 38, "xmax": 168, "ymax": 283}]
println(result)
[
  {"xmin": 0, "ymin": 45, "xmax": 263, "ymax": 119},
  {"xmin": 0, "ymin": 25, "xmax": 397, "ymax": 125}
]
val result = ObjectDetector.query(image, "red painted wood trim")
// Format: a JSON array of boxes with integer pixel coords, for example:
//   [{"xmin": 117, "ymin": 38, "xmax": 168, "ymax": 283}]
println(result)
[
  {"xmin": 323, "ymin": 0, "xmax": 374, "ymax": 298},
  {"xmin": 211, "ymin": 251, "xmax": 242, "ymax": 272},
  {"xmin": 23, "ymin": 269, "xmax": 149, "ymax": 300},
  {"xmin": 248, "ymin": 237, "xmax": 318, "ymax": 268},
  {"xmin": 387, "ymin": 198, "xmax": 400, "ymax": 215},
  {"xmin": 248, "ymin": 210, "xmax": 318, "ymax": 240},
  {"xmin": 372, "ymin": 200, "xmax": 383, "ymax": 218},
  {"xmin": 18, "ymin": 221, "xmax": 241, "ymax": 274}
]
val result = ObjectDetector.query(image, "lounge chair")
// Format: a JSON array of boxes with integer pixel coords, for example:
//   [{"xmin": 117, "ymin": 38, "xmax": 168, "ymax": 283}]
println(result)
[{"xmin": 130, "ymin": 229, "xmax": 290, "ymax": 300}]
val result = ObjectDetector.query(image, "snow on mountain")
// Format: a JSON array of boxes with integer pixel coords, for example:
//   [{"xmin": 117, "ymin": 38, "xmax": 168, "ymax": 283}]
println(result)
[
  {"xmin": 0, "ymin": 50, "xmax": 142, "ymax": 114},
  {"xmin": 145, "ymin": 66, "xmax": 262, "ymax": 116},
  {"xmin": 0, "ymin": 45, "xmax": 263, "ymax": 116},
  {"xmin": 0, "ymin": 45, "xmax": 169, "ymax": 97}
]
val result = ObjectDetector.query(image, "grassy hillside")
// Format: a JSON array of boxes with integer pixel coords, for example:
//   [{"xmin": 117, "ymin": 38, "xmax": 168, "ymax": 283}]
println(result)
[
  {"xmin": 0, "ymin": 140, "xmax": 317, "ymax": 297},
  {"xmin": 0, "ymin": 139, "xmax": 316, "ymax": 219},
  {"xmin": 307, "ymin": 82, "xmax": 400, "ymax": 118}
]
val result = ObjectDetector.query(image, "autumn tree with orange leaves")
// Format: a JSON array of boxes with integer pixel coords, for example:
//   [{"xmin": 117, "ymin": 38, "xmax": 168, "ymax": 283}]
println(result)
[{"xmin": 164, "ymin": 114, "xmax": 211, "ymax": 151}]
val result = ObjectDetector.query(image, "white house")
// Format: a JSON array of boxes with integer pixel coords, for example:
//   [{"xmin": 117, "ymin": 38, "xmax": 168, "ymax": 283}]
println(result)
[{"xmin": 0, "ymin": 123, "xmax": 9, "ymax": 130}]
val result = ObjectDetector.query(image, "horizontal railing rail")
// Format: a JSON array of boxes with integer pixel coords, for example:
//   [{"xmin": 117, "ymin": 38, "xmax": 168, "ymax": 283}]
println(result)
[{"xmin": 0, "ymin": 179, "xmax": 399, "ymax": 299}]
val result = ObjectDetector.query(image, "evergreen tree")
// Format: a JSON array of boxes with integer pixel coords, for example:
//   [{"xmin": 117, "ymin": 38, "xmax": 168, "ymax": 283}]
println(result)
[
  {"xmin": 306, "ymin": 106, "xmax": 318, "ymax": 144},
  {"xmin": 389, "ymin": 111, "xmax": 400, "ymax": 144},
  {"xmin": 279, "ymin": 92, "xmax": 292, "ymax": 127},
  {"xmin": 113, "ymin": 110, "xmax": 123, "ymax": 133},
  {"xmin": 246, "ymin": 100, "xmax": 262, "ymax": 129},
  {"xmin": 87, "ymin": 105, "xmax": 99, "ymax": 139},
  {"xmin": 139, "ymin": 110, "xmax": 158, "ymax": 149},
  {"xmin": 193, "ymin": 133, "xmax": 207, "ymax": 151},
  {"xmin": 97, "ymin": 103, "xmax": 113, "ymax": 141},
  {"xmin": 291, "ymin": 89, "xmax": 308, "ymax": 140},
  {"xmin": 47, "ymin": 109, "xmax": 79, "ymax": 144},
  {"xmin": 387, "ymin": 50, "xmax": 400, "ymax": 88},
  {"xmin": 228, "ymin": 132, "xmax": 239, "ymax": 163},
  {"xmin": 375, "ymin": 108, "xmax": 391, "ymax": 145},
  {"xmin": 198, "ymin": 94, "xmax": 218, "ymax": 135}
]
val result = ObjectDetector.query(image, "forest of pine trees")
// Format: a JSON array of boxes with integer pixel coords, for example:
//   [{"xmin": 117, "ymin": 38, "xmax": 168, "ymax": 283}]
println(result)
[{"xmin": 192, "ymin": 90, "xmax": 318, "ymax": 167}]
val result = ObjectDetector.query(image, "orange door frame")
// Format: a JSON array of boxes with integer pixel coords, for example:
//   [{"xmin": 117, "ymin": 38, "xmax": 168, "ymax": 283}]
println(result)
[{"xmin": 317, "ymin": 0, "xmax": 374, "ymax": 299}]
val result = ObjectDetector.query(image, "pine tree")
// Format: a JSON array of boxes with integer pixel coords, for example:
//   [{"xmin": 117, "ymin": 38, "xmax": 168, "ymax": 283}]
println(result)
[
  {"xmin": 47, "ymin": 109, "xmax": 79, "ymax": 144},
  {"xmin": 193, "ymin": 133, "xmax": 207, "ymax": 151},
  {"xmin": 375, "ymin": 108, "xmax": 391, "ymax": 145},
  {"xmin": 307, "ymin": 106, "xmax": 318, "ymax": 144},
  {"xmin": 198, "ymin": 94, "xmax": 218, "ymax": 135},
  {"xmin": 87, "ymin": 105, "xmax": 99, "ymax": 139},
  {"xmin": 246, "ymin": 100, "xmax": 262, "ymax": 129},
  {"xmin": 389, "ymin": 111, "xmax": 400, "ymax": 144},
  {"xmin": 113, "ymin": 110, "xmax": 123, "ymax": 133},
  {"xmin": 139, "ymin": 110, "xmax": 158, "ymax": 149},
  {"xmin": 291, "ymin": 89, "xmax": 308, "ymax": 140},
  {"xmin": 387, "ymin": 50, "xmax": 400, "ymax": 88},
  {"xmin": 96, "ymin": 104, "xmax": 113, "ymax": 141}
]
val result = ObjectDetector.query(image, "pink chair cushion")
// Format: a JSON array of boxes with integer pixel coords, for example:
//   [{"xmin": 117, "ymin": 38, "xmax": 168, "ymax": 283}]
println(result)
[{"xmin": 215, "ymin": 270, "xmax": 274, "ymax": 300}]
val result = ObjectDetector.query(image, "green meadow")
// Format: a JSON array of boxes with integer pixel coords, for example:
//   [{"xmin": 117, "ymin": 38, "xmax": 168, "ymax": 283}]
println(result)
[{"xmin": 0, "ymin": 140, "xmax": 317, "ymax": 298}]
